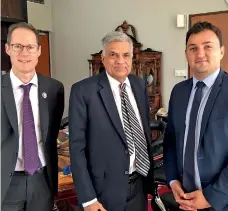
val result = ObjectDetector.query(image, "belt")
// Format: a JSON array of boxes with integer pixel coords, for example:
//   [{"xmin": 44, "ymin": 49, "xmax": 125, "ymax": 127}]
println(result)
[
  {"xmin": 14, "ymin": 167, "xmax": 45, "ymax": 176},
  {"xmin": 128, "ymin": 171, "xmax": 139, "ymax": 183}
]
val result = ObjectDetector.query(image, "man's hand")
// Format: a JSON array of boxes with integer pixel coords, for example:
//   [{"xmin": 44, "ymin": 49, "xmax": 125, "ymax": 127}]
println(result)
[
  {"xmin": 177, "ymin": 190, "xmax": 211, "ymax": 210},
  {"xmin": 170, "ymin": 181, "xmax": 196, "ymax": 211},
  {"xmin": 84, "ymin": 201, "xmax": 106, "ymax": 211},
  {"xmin": 170, "ymin": 180, "xmax": 185, "ymax": 201}
]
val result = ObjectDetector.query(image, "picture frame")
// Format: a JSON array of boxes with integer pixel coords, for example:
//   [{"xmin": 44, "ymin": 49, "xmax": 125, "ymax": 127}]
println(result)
[{"xmin": 28, "ymin": 0, "xmax": 44, "ymax": 4}]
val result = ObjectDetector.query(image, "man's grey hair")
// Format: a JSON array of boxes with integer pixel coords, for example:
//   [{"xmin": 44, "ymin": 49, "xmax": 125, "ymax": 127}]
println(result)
[{"xmin": 101, "ymin": 31, "xmax": 133, "ymax": 56}]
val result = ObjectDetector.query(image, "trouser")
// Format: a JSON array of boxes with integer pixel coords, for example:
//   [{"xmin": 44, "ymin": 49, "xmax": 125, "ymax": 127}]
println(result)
[{"xmin": 2, "ymin": 167, "xmax": 53, "ymax": 211}]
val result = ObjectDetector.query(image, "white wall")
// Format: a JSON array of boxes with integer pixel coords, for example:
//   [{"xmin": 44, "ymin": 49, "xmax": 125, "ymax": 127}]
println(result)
[
  {"xmin": 27, "ymin": 0, "xmax": 52, "ymax": 31},
  {"xmin": 51, "ymin": 0, "xmax": 228, "ymax": 117}
]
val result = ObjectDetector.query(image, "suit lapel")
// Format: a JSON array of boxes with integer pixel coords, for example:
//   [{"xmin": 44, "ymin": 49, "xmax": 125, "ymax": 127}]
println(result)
[
  {"xmin": 38, "ymin": 74, "xmax": 49, "ymax": 142},
  {"xmin": 99, "ymin": 72, "xmax": 127, "ymax": 148},
  {"xmin": 199, "ymin": 70, "xmax": 224, "ymax": 143},
  {"xmin": 2, "ymin": 73, "xmax": 19, "ymax": 135},
  {"xmin": 128, "ymin": 75, "xmax": 150, "ymax": 142},
  {"xmin": 178, "ymin": 79, "xmax": 193, "ymax": 164}
]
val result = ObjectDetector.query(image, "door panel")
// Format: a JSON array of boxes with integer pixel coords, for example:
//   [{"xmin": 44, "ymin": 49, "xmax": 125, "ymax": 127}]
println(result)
[
  {"xmin": 36, "ymin": 31, "xmax": 51, "ymax": 77},
  {"xmin": 189, "ymin": 11, "xmax": 228, "ymax": 77}
]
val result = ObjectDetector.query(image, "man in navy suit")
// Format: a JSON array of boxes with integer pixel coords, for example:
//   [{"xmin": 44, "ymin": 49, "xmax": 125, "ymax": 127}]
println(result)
[
  {"xmin": 69, "ymin": 31, "xmax": 154, "ymax": 211},
  {"xmin": 164, "ymin": 21, "xmax": 228, "ymax": 211}
]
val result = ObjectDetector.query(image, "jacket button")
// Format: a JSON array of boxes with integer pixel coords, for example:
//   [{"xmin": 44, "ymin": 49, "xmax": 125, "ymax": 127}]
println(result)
[
  {"xmin": 14, "ymin": 152, "xmax": 18, "ymax": 156},
  {"xmin": 125, "ymin": 171, "xmax": 129, "ymax": 175},
  {"xmin": 9, "ymin": 172, "xmax": 12, "ymax": 177},
  {"xmin": 125, "ymin": 149, "xmax": 128, "ymax": 154}
]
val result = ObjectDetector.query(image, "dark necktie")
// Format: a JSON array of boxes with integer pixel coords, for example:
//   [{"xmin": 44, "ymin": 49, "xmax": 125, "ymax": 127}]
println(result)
[
  {"xmin": 120, "ymin": 83, "xmax": 150, "ymax": 177},
  {"xmin": 21, "ymin": 83, "xmax": 41, "ymax": 175},
  {"xmin": 183, "ymin": 81, "xmax": 205, "ymax": 192}
]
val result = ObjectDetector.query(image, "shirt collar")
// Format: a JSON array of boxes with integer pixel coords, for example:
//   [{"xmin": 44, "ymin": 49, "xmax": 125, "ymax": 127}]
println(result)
[
  {"xmin": 193, "ymin": 68, "xmax": 220, "ymax": 89},
  {"xmin": 10, "ymin": 70, "xmax": 38, "ymax": 90},
  {"xmin": 106, "ymin": 71, "xmax": 131, "ymax": 90}
]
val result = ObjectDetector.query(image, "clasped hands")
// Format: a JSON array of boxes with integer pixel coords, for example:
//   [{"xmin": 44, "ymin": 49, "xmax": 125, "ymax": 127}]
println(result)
[
  {"xmin": 170, "ymin": 181, "xmax": 211, "ymax": 211},
  {"xmin": 84, "ymin": 201, "xmax": 106, "ymax": 211}
]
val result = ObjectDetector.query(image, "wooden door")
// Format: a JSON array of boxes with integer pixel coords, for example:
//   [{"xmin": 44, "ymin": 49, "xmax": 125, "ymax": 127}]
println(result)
[
  {"xmin": 189, "ymin": 11, "xmax": 228, "ymax": 77},
  {"xmin": 36, "ymin": 31, "xmax": 51, "ymax": 77}
]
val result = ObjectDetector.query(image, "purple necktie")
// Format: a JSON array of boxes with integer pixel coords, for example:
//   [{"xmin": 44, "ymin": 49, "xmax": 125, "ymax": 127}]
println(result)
[{"xmin": 21, "ymin": 83, "xmax": 41, "ymax": 175}]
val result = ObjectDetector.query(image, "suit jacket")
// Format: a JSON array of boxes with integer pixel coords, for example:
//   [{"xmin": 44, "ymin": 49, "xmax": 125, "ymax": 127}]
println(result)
[
  {"xmin": 1, "ymin": 72, "xmax": 64, "ymax": 203},
  {"xmin": 69, "ymin": 71, "xmax": 154, "ymax": 211},
  {"xmin": 164, "ymin": 70, "xmax": 228, "ymax": 211}
]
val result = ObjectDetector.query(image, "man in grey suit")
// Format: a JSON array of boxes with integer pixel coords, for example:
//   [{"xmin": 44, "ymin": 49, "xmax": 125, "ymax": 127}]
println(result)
[{"xmin": 1, "ymin": 22, "xmax": 64, "ymax": 211}]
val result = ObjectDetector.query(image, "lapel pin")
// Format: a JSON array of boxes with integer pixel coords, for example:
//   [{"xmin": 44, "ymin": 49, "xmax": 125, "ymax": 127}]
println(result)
[{"xmin": 42, "ymin": 92, "xmax": 47, "ymax": 99}]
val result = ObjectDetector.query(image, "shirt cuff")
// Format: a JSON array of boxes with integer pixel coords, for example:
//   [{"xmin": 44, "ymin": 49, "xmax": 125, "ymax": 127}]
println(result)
[
  {"xmin": 82, "ymin": 198, "xmax": 97, "ymax": 207},
  {"xmin": 169, "ymin": 180, "xmax": 178, "ymax": 186}
]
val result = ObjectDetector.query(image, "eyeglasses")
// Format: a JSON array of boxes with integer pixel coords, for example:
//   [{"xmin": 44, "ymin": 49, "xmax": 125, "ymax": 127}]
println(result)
[{"xmin": 10, "ymin": 44, "xmax": 39, "ymax": 53}]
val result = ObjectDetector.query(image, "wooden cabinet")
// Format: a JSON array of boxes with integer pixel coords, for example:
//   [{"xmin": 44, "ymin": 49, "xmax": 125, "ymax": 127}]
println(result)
[
  {"xmin": 88, "ymin": 21, "xmax": 162, "ymax": 119},
  {"xmin": 1, "ymin": 0, "xmax": 27, "ymax": 22},
  {"xmin": 1, "ymin": 22, "xmax": 11, "ymax": 73},
  {"xmin": 1, "ymin": 39, "xmax": 11, "ymax": 72},
  {"xmin": 1, "ymin": 0, "xmax": 8, "ymax": 18}
]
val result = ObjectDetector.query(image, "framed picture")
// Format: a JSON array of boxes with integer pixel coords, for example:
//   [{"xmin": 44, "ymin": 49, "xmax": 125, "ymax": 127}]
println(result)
[{"xmin": 28, "ymin": 0, "xmax": 44, "ymax": 4}]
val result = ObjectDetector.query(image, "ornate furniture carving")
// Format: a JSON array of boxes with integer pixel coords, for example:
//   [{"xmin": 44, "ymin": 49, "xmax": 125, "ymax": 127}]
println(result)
[{"xmin": 88, "ymin": 21, "xmax": 162, "ymax": 119}]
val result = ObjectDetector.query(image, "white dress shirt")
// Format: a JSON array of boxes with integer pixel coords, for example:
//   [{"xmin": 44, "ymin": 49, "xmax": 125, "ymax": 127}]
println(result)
[
  {"xmin": 106, "ymin": 72, "xmax": 146, "ymax": 174},
  {"xmin": 10, "ymin": 70, "xmax": 46, "ymax": 171},
  {"xmin": 83, "ymin": 72, "xmax": 145, "ymax": 207}
]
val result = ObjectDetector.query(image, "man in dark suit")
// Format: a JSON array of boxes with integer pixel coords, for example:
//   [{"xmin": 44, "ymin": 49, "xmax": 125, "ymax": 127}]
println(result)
[
  {"xmin": 164, "ymin": 21, "xmax": 228, "ymax": 211},
  {"xmin": 1, "ymin": 22, "xmax": 64, "ymax": 211},
  {"xmin": 69, "ymin": 31, "xmax": 154, "ymax": 211}
]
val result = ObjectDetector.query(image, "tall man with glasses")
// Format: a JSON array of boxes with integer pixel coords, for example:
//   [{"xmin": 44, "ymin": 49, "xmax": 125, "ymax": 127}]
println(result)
[
  {"xmin": 1, "ymin": 22, "xmax": 64, "ymax": 211},
  {"xmin": 69, "ymin": 31, "xmax": 154, "ymax": 211}
]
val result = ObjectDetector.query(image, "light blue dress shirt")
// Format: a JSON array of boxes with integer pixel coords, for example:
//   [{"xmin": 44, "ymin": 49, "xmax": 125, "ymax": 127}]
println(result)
[{"xmin": 183, "ymin": 68, "xmax": 220, "ymax": 189}]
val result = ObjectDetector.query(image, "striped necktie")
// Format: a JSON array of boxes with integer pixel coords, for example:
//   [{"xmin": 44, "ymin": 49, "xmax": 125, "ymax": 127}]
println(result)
[{"xmin": 120, "ymin": 83, "xmax": 150, "ymax": 177}]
